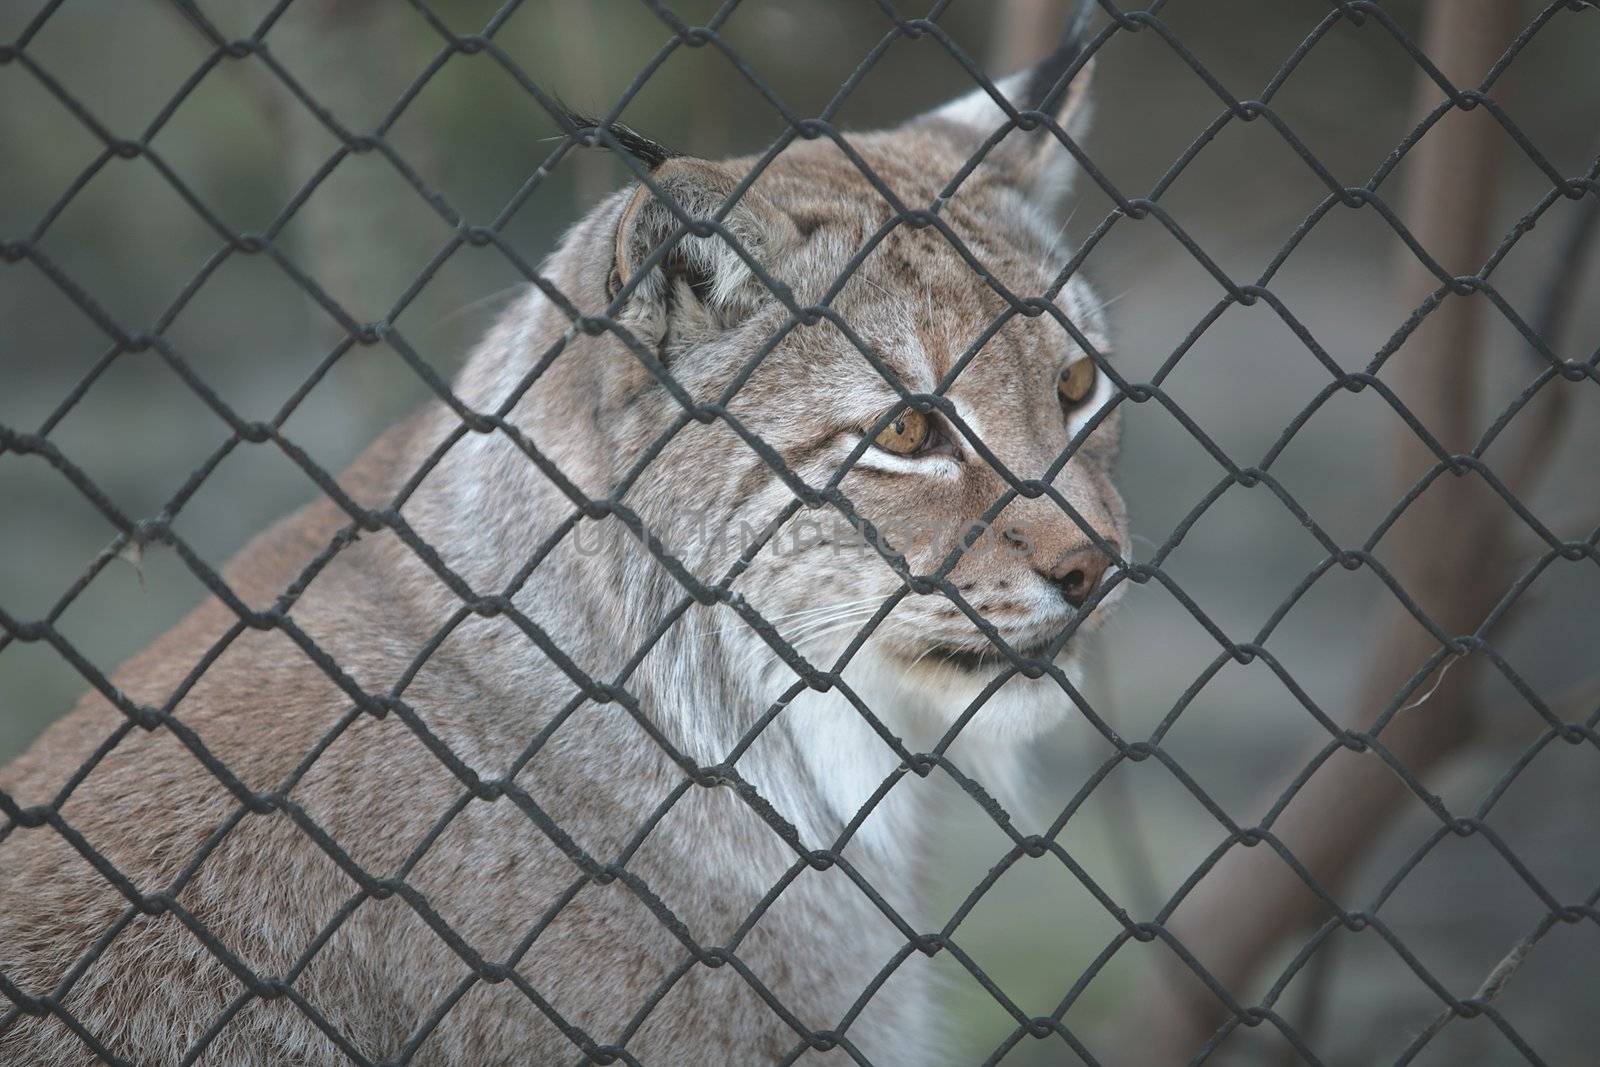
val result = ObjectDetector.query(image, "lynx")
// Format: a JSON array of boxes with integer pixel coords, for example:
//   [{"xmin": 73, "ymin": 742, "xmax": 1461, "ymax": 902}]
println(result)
[{"xmin": 0, "ymin": 14, "xmax": 1126, "ymax": 1066}]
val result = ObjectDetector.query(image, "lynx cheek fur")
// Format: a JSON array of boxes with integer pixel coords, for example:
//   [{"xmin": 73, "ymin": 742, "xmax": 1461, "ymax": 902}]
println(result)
[{"xmin": 0, "ymin": 17, "xmax": 1126, "ymax": 1067}]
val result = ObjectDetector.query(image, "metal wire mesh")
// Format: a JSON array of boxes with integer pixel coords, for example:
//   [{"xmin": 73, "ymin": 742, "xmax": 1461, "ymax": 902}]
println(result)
[{"xmin": 2, "ymin": 1, "xmax": 1598, "ymax": 1064}]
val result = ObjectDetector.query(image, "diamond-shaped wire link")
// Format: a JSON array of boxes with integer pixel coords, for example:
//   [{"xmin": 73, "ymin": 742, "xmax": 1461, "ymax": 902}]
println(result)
[{"xmin": 3, "ymin": 1, "xmax": 1598, "ymax": 1064}]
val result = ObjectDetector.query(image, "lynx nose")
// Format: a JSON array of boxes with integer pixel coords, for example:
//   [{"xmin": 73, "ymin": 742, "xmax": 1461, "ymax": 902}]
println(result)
[{"xmin": 1045, "ymin": 542, "xmax": 1117, "ymax": 608}]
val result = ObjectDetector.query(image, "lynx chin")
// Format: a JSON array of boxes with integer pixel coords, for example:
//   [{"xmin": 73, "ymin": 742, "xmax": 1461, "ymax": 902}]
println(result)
[{"xmin": 0, "ymin": 13, "xmax": 1128, "ymax": 1066}]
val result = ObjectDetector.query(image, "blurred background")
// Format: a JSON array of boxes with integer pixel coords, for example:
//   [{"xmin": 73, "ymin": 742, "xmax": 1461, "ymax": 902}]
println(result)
[{"xmin": 3, "ymin": 1, "xmax": 1599, "ymax": 1064}]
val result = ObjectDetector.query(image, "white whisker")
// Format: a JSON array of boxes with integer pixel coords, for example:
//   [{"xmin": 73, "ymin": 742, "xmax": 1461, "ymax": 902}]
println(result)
[
  {"xmin": 428, "ymin": 284, "xmax": 529, "ymax": 332},
  {"xmin": 1046, "ymin": 201, "xmax": 1082, "ymax": 259},
  {"xmin": 733, "ymin": 609, "xmax": 910, "ymax": 680},
  {"xmin": 782, "ymin": 608, "xmax": 882, "ymax": 642},
  {"xmin": 891, "ymin": 639, "xmax": 950, "ymax": 705},
  {"xmin": 726, "ymin": 606, "xmax": 885, "ymax": 678},
  {"xmin": 1083, "ymin": 286, "xmax": 1135, "ymax": 319},
  {"xmin": 684, "ymin": 595, "xmax": 890, "ymax": 638}
]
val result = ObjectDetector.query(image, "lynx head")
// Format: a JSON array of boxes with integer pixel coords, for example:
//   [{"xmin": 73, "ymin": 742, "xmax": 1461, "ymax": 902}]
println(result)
[{"xmin": 459, "ymin": 11, "xmax": 1126, "ymax": 747}]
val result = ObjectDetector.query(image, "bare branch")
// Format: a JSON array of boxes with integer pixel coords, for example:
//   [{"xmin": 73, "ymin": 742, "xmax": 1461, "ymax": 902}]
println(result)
[
  {"xmin": 991, "ymin": 0, "xmax": 1071, "ymax": 73},
  {"xmin": 1127, "ymin": 2, "xmax": 1526, "ymax": 1058},
  {"xmin": 1503, "ymin": 131, "xmax": 1600, "ymax": 493}
]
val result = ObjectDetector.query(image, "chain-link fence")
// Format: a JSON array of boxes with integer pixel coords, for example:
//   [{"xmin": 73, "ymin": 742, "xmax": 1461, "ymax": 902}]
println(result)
[{"xmin": 3, "ymin": 1, "xmax": 1599, "ymax": 1064}]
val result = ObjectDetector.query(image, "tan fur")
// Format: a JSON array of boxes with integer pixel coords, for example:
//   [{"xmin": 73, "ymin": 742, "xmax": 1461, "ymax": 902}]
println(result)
[{"xmin": 1, "ymin": 52, "xmax": 1123, "ymax": 1066}]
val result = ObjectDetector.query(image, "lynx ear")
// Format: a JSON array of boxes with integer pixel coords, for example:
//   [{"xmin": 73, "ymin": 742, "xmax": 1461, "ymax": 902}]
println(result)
[
  {"xmin": 609, "ymin": 159, "xmax": 789, "ymax": 354},
  {"xmin": 921, "ymin": 2, "xmax": 1096, "ymax": 209}
]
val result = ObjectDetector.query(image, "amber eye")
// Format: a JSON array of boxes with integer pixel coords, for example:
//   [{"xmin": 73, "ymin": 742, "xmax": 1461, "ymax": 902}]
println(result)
[
  {"xmin": 870, "ymin": 409, "xmax": 931, "ymax": 455},
  {"xmin": 1058, "ymin": 359, "xmax": 1097, "ymax": 407}
]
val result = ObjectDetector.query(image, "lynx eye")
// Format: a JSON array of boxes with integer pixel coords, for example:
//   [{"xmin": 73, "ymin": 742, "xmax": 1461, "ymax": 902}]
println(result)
[
  {"xmin": 870, "ymin": 409, "xmax": 931, "ymax": 455},
  {"xmin": 1058, "ymin": 359, "xmax": 1097, "ymax": 407}
]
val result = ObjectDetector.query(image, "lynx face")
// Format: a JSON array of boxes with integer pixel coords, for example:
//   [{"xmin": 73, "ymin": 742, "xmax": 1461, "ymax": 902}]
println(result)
[{"xmin": 490, "ymin": 46, "xmax": 1126, "ymax": 748}]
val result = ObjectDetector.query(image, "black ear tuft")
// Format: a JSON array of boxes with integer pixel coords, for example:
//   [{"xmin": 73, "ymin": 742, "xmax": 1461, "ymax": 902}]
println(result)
[
  {"xmin": 1018, "ymin": 0, "xmax": 1096, "ymax": 117},
  {"xmin": 555, "ymin": 103, "xmax": 679, "ymax": 171}
]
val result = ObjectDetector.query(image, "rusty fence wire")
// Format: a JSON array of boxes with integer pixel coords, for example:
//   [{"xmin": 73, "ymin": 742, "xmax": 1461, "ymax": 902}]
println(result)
[{"xmin": 3, "ymin": 1, "xmax": 1600, "ymax": 1064}]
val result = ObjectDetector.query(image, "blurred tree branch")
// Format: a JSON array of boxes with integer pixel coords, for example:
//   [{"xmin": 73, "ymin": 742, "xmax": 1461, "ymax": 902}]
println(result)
[
  {"xmin": 1503, "ymin": 130, "xmax": 1600, "ymax": 494},
  {"xmin": 1126, "ymin": 2, "xmax": 1546, "ymax": 1062},
  {"xmin": 992, "ymin": 0, "xmax": 1071, "ymax": 73},
  {"xmin": 1391, "ymin": 669, "xmax": 1600, "ymax": 1061}
]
